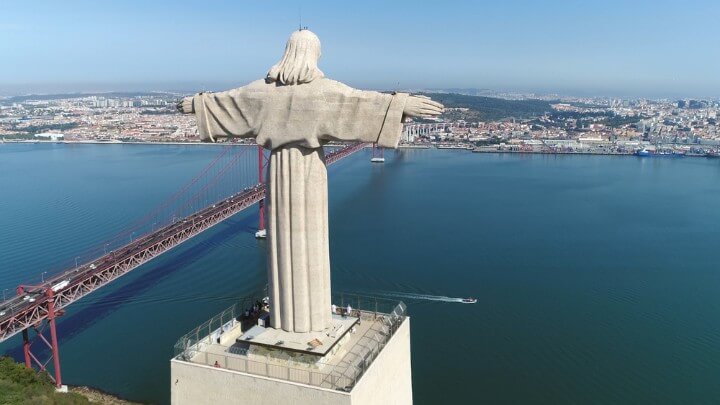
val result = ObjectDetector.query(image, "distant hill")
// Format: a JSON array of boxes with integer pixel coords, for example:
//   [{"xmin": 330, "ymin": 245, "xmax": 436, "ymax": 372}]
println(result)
[
  {"xmin": 2, "ymin": 92, "xmax": 176, "ymax": 104},
  {"xmin": 421, "ymin": 93, "xmax": 554, "ymax": 122}
]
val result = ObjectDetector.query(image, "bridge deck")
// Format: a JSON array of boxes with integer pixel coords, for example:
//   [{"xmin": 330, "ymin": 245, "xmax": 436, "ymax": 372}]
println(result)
[{"xmin": 0, "ymin": 143, "xmax": 367, "ymax": 343}]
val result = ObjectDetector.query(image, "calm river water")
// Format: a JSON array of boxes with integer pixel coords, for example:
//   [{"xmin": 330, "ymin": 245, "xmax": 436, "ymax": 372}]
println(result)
[{"xmin": 2, "ymin": 143, "xmax": 720, "ymax": 404}]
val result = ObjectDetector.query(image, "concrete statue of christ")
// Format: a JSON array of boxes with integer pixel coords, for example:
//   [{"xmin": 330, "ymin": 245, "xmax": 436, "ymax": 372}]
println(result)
[{"xmin": 178, "ymin": 29, "xmax": 444, "ymax": 333}]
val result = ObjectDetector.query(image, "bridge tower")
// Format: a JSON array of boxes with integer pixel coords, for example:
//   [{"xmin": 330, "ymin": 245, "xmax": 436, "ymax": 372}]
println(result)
[
  {"xmin": 1, "ymin": 143, "xmax": 369, "ymax": 398},
  {"xmin": 255, "ymin": 145, "xmax": 269, "ymax": 239},
  {"xmin": 17, "ymin": 286, "xmax": 66, "ymax": 391},
  {"xmin": 370, "ymin": 143, "xmax": 385, "ymax": 163}
]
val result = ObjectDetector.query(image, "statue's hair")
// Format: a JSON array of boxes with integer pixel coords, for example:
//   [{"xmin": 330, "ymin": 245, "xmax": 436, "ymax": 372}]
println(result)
[{"xmin": 267, "ymin": 30, "xmax": 324, "ymax": 85}]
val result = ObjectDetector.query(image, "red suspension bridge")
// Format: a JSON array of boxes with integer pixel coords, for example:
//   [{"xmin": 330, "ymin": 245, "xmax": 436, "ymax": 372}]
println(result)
[{"xmin": 0, "ymin": 142, "xmax": 369, "ymax": 388}]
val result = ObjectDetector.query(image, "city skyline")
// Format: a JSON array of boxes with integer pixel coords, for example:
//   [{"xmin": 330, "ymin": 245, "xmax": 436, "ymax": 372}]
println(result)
[{"xmin": 1, "ymin": 0, "xmax": 720, "ymax": 98}]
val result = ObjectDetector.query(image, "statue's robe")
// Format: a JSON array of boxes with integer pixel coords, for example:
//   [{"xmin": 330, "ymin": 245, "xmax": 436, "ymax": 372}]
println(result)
[{"xmin": 191, "ymin": 77, "xmax": 409, "ymax": 333}]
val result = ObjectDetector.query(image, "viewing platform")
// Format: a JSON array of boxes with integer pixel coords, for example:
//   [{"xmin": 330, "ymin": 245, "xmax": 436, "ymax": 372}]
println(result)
[{"xmin": 171, "ymin": 294, "xmax": 412, "ymax": 405}]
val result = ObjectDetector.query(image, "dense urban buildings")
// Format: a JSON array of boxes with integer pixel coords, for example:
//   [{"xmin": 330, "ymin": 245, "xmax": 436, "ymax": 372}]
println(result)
[
  {"xmin": 0, "ymin": 93, "xmax": 198, "ymax": 143},
  {"xmin": 1, "ymin": 92, "xmax": 719, "ymax": 155}
]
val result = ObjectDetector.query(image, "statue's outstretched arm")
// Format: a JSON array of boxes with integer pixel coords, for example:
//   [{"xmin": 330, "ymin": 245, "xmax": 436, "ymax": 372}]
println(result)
[
  {"xmin": 178, "ymin": 88, "xmax": 259, "ymax": 142},
  {"xmin": 403, "ymin": 95, "xmax": 444, "ymax": 119},
  {"xmin": 319, "ymin": 81, "xmax": 444, "ymax": 148},
  {"xmin": 177, "ymin": 96, "xmax": 196, "ymax": 114}
]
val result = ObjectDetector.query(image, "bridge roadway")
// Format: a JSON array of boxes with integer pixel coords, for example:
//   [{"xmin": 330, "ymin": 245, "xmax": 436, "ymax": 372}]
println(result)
[{"xmin": 0, "ymin": 142, "xmax": 367, "ymax": 343}]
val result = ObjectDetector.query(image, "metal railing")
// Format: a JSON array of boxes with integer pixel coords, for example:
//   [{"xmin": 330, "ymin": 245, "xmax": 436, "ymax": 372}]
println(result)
[
  {"xmin": 173, "ymin": 296, "xmax": 262, "ymax": 361},
  {"xmin": 173, "ymin": 293, "xmax": 406, "ymax": 392}
]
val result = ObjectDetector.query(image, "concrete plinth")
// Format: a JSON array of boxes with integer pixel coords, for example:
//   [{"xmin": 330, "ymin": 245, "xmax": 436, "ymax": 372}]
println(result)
[
  {"xmin": 171, "ymin": 318, "xmax": 412, "ymax": 405},
  {"xmin": 239, "ymin": 313, "xmax": 359, "ymax": 357}
]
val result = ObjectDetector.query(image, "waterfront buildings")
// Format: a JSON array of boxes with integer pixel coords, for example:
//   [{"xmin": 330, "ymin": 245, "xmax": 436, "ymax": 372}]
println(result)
[{"xmin": 1, "ymin": 93, "xmax": 718, "ymax": 152}]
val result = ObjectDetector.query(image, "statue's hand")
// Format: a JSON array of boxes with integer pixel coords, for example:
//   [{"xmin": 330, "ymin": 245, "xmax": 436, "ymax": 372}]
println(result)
[
  {"xmin": 403, "ymin": 95, "xmax": 444, "ymax": 118},
  {"xmin": 176, "ymin": 96, "xmax": 194, "ymax": 114}
]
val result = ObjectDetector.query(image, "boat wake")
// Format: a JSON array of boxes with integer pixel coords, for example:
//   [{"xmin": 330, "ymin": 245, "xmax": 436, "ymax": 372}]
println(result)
[{"xmin": 372, "ymin": 291, "xmax": 469, "ymax": 304}]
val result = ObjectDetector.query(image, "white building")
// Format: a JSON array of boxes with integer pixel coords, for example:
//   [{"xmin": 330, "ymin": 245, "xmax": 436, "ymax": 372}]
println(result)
[{"xmin": 34, "ymin": 132, "xmax": 64, "ymax": 141}]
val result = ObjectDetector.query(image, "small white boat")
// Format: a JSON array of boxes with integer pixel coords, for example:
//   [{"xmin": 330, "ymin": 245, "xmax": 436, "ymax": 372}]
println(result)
[
  {"xmin": 461, "ymin": 298, "xmax": 477, "ymax": 304},
  {"xmin": 370, "ymin": 157, "xmax": 385, "ymax": 163},
  {"xmin": 255, "ymin": 229, "xmax": 267, "ymax": 239}
]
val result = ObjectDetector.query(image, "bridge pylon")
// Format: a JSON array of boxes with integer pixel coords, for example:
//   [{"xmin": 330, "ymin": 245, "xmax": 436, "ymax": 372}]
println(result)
[
  {"xmin": 371, "ymin": 143, "xmax": 385, "ymax": 163},
  {"xmin": 0, "ymin": 143, "xmax": 365, "ymax": 352},
  {"xmin": 19, "ymin": 287, "xmax": 64, "ymax": 390},
  {"xmin": 255, "ymin": 145, "xmax": 269, "ymax": 239}
]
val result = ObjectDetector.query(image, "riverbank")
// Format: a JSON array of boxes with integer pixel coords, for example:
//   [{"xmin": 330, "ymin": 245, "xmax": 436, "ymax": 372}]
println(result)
[
  {"xmin": 0, "ymin": 139, "xmax": 356, "ymax": 147},
  {"xmin": 1, "ymin": 139, "xmax": 232, "ymax": 146},
  {"xmin": 0, "ymin": 356, "xmax": 138, "ymax": 404},
  {"xmin": 470, "ymin": 148, "xmax": 716, "ymax": 158},
  {"xmin": 71, "ymin": 386, "xmax": 140, "ymax": 405}
]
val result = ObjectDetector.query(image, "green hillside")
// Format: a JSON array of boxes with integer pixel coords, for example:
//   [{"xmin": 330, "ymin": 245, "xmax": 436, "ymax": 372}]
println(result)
[
  {"xmin": 421, "ymin": 93, "xmax": 554, "ymax": 122},
  {"xmin": 0, "ymin": 357, "xmax": 92, "ymax": 405}
]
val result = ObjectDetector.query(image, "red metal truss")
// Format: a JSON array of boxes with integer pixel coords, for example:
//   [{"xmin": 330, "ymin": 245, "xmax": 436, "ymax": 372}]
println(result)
[
  {"xmin": 0, "ymin": 143, "xmax": 366, "ymax": 344},
  {"xmin": 21, "ymin": 289, "xmax": 63, "ymax": 387},
  {"xmin": 0, "ymin": 186, "xmax": 265, "ymax": 342},
  {"xmin": 258, "ymin": 145, "xmax": 269, "ymax": 232},
  {"xmin": 326, "ymin": 142, "xmax": 368, "ymax": 165}
]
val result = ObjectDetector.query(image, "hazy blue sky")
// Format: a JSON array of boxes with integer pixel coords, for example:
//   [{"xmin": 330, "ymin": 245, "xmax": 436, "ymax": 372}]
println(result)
[{"xmin": 1, "ymin": 0, "xmax": 719, "ymax": 97}]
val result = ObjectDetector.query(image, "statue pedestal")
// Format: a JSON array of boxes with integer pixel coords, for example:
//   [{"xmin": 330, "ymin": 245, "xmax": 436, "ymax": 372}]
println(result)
[
  {"xmin": 238, "ymin": 313, "xmax": 359, "ymax": 358},
  {"xmin": 171, "ymin": 313, "xmax": 412, "ymax": 405}
]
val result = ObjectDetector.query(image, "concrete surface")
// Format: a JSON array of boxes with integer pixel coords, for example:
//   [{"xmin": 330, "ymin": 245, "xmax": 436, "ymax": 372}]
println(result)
[{"xmin": 171, "ymin": 318, "xmax": 412, "ymax": 405}]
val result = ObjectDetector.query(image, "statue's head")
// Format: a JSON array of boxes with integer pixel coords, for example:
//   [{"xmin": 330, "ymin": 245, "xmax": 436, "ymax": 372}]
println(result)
[{"xmin": 267, "ymin": 29, "xmax": 324, "ymax": 85}]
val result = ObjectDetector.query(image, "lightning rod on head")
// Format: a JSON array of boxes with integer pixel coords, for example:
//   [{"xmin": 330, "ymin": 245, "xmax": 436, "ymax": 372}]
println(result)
[{"xmin": 298, "ymin": 4, "xmax": 308, "ymax": 31}]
